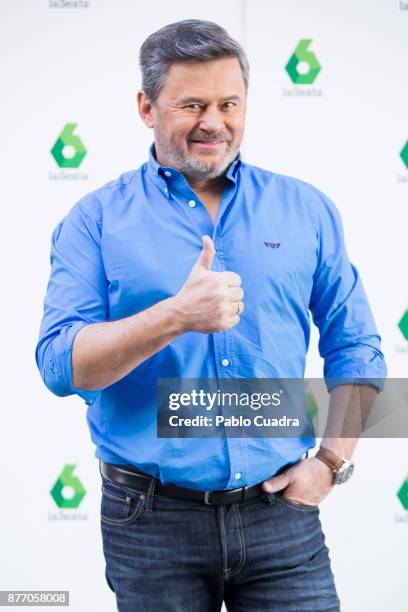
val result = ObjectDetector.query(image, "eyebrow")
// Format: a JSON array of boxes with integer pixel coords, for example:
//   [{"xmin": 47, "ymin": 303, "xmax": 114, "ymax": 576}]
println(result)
[{"xmin": 177, "ymin": 95, "xmax": 241, "ymax": 105}]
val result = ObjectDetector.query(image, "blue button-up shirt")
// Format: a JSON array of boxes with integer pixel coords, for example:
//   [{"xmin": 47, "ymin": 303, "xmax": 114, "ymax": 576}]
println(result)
[{"xmin": 35, "ymin": 144, "xmax": 386, "ymax": 490}]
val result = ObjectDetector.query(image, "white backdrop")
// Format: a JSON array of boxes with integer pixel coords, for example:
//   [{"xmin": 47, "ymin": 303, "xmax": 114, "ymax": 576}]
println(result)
[{"xmin": 1, "ymin": 1, "xmax": 407, "ymax": 610}]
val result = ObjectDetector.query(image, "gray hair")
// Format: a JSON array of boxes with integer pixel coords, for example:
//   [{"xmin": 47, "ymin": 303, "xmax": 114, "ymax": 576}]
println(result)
[{"xmin": 139, "ymin": 19, "xmax": 249, "ymax": 103}]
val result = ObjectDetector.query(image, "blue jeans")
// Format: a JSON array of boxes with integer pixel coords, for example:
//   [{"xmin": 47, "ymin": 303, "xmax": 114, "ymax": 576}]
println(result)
[{"xmin": 100, "ymin": 473, "xmax": 340, "ymax": 611}]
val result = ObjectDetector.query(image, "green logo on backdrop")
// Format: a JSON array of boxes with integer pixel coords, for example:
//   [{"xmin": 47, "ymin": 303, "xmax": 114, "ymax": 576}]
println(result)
[
  {"xmin": 51, "ymin": 123, "xmax": 87, "ymax": 168},
  {"xmin": 400, "ymin": 141, "xmax": 408, "ymax": 169},
  {"xmin": 397, "ymin": 476, "xmax": 408, "ymax": 510},
  {"xmin": 50, "ymin": 464, "xmax": 86, "ymax": 508},
  {"xmin": 305, "ymin": 381, "xmax": 318, "ymax": 419},
  {"xmin": 285, "ymin": 39, "xmax": 321, "ymax": 84},
  {"xmin": 398, "ymin": 310, "xmax": 408, "ymax": 340}
]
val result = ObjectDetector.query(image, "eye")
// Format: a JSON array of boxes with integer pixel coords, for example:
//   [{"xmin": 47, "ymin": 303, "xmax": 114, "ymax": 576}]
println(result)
[
  {"xmin": 223, "ymin": 101, "xmax": 237, "ymax": 110},
  {"xmin": 185, "ymin": 104, "xmax": 202, "ymax": 110}
]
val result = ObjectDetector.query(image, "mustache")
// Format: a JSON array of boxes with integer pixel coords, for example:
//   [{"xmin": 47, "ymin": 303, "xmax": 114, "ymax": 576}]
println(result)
[{"xmin": 188, "ymin": 133, "xmax": 232, "ymax": 143}]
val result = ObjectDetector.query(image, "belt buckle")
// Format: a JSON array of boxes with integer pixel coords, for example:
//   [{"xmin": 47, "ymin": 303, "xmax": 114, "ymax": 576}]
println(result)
[{"xmin": 204, "ymin": 491, "xmax": 213, "ymax": 505}]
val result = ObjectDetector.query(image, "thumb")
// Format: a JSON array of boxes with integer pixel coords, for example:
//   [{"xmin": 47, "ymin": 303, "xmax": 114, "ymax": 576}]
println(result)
[
  {"xmin": 194, "ymin": 235, "xmax": 215, "ymax": 271},
  {"xmin": 262, "ymin": 472, "xmax": 291, "ymax": 494}
]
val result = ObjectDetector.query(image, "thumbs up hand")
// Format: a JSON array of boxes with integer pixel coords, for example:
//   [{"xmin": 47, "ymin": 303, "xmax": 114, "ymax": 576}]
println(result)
[
  {"xmin": 194, "ymin": 234, "xmax": 216, "ymax": 271},
  {"xmin": 174, "ymin": 235, "xmax": 244, "ymax": 334}
]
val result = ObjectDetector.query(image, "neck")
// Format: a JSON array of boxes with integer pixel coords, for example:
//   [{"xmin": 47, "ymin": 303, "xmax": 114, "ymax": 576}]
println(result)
[{"xmin": 186, "ymin": 174, "xmax": 227, "ymax": 195}]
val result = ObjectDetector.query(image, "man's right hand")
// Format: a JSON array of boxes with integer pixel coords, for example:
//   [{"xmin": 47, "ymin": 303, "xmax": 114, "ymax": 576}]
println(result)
[
  {"xmin": 71, "ymin": 235, "xmax": 244, "ymax": 390},
  {"xmin": 173, "ymin": 235, "xmax": 244, "ymax": 333}
]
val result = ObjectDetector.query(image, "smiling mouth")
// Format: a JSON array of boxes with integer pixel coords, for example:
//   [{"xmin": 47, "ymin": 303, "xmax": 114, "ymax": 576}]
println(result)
[{"xmin": 189, "ymin": 140, "xmax": 227, "ymax": 147}]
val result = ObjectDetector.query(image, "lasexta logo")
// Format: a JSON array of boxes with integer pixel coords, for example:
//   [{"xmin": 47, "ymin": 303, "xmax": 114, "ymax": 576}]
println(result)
[
  {"xmin": 285, "ymin": 39, "xmax": 321, "ymax": 84},
  {"xmin": 305, "ymin": 381, "xmax": 318, "ymax": 419},
  {"xmin": 50, "ymin": 464, "xmax": 86, "ymax": 508},
  {"xmin": 51, "ymin": 123, "xmax": 87, "ymax": 168},
  {"xmin": 400, "ymin": 141, "xmax": 408, "ymax": 169},
  {"xmin": 397, "ymin": 476, "xmax": 408, "ymax": 510},
  {"xmin": 398, "ymin": 310, "xmax": 408, "ymax": 340}
]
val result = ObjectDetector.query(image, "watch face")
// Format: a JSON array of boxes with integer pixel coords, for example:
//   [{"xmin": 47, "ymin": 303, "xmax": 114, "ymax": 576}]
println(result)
[{"xmin": 335, "ymin": 462, "xmax": 354, "ymax": 484}]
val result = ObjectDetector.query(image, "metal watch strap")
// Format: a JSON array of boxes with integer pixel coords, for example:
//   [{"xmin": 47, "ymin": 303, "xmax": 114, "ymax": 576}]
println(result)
[{"xmin": 315, "ymin": 447, "xmax": 345, "ymax": 472}]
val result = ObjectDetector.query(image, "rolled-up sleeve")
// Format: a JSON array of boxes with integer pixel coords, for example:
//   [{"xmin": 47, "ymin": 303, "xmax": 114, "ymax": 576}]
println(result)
[
  {"xmin": 308, "ymin": 190, "xmax": 387, "ymax": 392},
  {"xmin": 35, "ymin": 196, "xmax": 108, "ymax": 404}
]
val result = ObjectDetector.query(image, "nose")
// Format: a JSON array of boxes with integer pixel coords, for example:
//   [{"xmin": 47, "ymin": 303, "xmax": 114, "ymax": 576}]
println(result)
[{"xmin": 197, "ymin": 106, "xmax": 225, "ymax": 134}]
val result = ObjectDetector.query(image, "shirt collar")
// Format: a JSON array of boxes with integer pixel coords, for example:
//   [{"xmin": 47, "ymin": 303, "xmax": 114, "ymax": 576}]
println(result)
[{"xmin": 147, "ymin": 142, "xmax": 242, "ymax": 184}]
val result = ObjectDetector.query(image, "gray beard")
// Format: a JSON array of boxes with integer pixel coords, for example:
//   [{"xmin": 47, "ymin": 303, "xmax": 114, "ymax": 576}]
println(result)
[
  {"xmin": 177, "ymin": 151, "xmax": 235, "ymax": 180},
  {"xmin": 155, "ymin": 135, "xmax": 238, "ymax": 180}
]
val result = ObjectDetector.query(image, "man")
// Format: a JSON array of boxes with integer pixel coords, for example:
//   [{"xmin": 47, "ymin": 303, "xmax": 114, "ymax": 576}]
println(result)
[{"xmin": 36, "ymin": 19, "xmax": 386, "ymax": 611}]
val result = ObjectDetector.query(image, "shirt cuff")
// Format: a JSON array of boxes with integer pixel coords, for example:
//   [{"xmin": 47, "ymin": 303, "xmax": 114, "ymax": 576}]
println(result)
[
  {"xmin": 51, "ymin": 320, "xmax": 100, "ymax": 405},
  {"xmin": 325, "ymin": 377, "xmax": 386, "ymax": 393},
  {"xmin": 324, "ymin": 351, "xmax": 387, "ymax": 393}
]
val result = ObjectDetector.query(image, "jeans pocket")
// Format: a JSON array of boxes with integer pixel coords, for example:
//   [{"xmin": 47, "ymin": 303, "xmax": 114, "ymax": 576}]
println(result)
[
  {"xmin": 275, "ymin": 492, "xmax": 319, "ymax": 512},
  {"xmin": 101, "ymin": 480, "xmax": 146, "ymax": 526}
]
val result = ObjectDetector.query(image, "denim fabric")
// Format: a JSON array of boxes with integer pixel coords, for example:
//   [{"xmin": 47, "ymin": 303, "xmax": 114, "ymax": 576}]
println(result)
[{"xmin": 100, "ymin": 473, "xmax": 340, "ymax": 611}]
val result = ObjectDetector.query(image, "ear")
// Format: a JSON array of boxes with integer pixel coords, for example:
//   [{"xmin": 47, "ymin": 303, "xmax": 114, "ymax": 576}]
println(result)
[{"xmin": 137, "ymin": 90, "xmax": 154, "ymax": 128}]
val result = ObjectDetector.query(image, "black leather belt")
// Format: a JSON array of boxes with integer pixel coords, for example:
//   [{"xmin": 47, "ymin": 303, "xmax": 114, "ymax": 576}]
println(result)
[{"xmin": 100, "ymin": 460, "xmax": 265, "ymax": 506}]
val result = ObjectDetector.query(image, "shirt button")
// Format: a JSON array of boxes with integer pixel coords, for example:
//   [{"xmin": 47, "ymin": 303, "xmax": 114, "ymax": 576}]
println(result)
[
  {"xmin": 221, "ymin": 358, "xmax": 230, "ymax": 367},
  {"xmin": 164, "ymin": 187, "xmax": 169, "ymax": 195},
  {"xmin": 234, "ymin": 472, "xmax": 242, "ymax": 480},
  {"xmin": 188, "ymin": 200, "xmax": 196, "ymax": 208},
  {"xmin": 164, "ymin": 171, "xmax": 171, "ymax": 177}
]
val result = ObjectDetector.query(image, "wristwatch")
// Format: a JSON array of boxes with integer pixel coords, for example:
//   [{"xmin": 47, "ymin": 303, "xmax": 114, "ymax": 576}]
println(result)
[{"xmin": 315, "ymin": 447, "xmax": 355, "ymax": 484}]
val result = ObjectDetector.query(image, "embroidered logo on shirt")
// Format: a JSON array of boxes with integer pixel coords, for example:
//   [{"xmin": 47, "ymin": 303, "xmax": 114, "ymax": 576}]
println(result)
[{"xmin": 264, "ymin": 242, "xmax": 281, "ymax": 249}]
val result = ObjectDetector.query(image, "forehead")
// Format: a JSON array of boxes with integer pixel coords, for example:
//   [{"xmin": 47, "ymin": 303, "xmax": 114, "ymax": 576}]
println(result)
[{"xmin": 159, "ymin": 57, "xmax": 246, "ymax": 100}]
